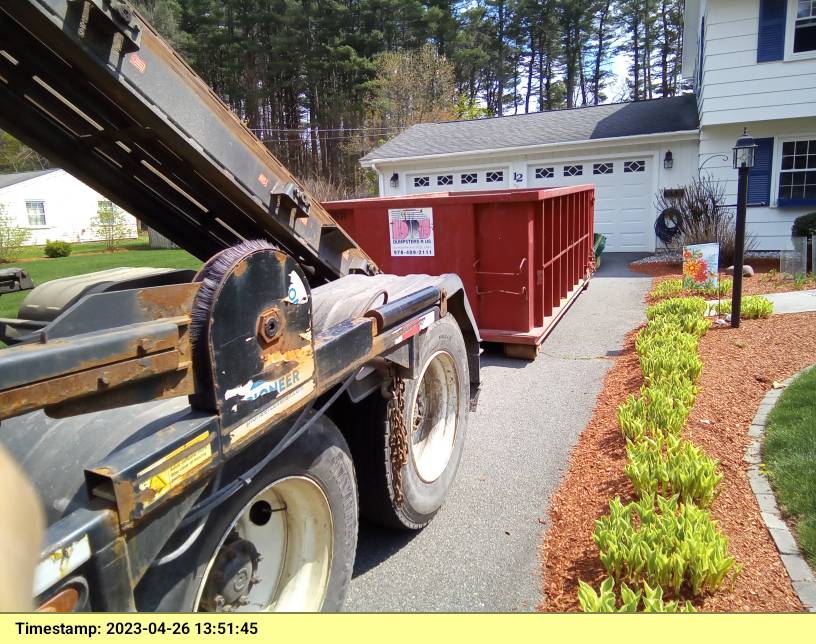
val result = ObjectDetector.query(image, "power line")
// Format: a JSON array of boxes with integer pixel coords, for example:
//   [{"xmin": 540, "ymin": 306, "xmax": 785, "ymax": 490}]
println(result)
[{"xmin": 248, "ymin": 125, "xmax": 404, "ymax": 133}]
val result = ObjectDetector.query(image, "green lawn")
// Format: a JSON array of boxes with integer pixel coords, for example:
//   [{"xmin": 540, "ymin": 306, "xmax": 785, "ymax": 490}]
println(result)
[
  {"xmin": 764, "ymin": 366, "xmax": 816, "ymax": 569},
  {"xmin": 0, "ymin": 248, "xmax": 201, "ymax": 319},
  {"xmin": 15, "ymin": 235, "xmax": 153, "ymax": 259}
]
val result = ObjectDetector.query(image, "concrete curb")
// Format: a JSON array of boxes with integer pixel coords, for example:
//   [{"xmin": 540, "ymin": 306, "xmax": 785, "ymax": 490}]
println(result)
[{"xmin": 745, "ymin": 369, "xmax": 816, "ymax": 612}]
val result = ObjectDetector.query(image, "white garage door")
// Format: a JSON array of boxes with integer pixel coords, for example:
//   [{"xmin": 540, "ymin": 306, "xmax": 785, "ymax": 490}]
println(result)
[{"xmin": 527, "ymin": 158, "xmax": 654, "ymax": 252}]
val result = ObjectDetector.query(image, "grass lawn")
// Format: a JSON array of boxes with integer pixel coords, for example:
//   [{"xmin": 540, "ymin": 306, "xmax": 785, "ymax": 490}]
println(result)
[
  {"xmin": 0, "ymin": 247, "xmax": 201, "ymax": 319},
  {"xmin": 764, "ymin": 365, "xmax": 816, "ymax": 569},
  {"xmin": 15, "ymin": 235, "xmax": 153, "ymax": 259}
]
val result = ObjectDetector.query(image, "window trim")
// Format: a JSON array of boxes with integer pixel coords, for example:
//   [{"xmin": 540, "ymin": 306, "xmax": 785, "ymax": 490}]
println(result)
[
  {"xmin": 785, "ymin": 0, "xmax": 816, "ymax": 60},
  {"xmin": 24, "ymin": 199, "xmax": 48, "ymax": 228},
  {"xmin": 773, "ymin": 133, "xmax": 816, "ymax": 207}
]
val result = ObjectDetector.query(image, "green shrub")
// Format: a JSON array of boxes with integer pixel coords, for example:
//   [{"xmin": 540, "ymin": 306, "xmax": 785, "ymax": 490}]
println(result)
[
  {"xmin": 646, "ymin": 296, "xmax": 707, "ymax": 321},
  {"xmin": 578, "ymin": 577, "xmax": 696, "ymax": 613},
  {"xmin": 593, "ymin": 495, "xmax": 741, "ymax": 596},
  {"xmin": 617, "ymin": 386, "xmax": 690, "ymax": 442},
  {"xmin": 651, "ymin": 278, "xmax": 684, "ymax": 300},
  {"xmin": 626, "ymin": 435, "xmax": 723, "ymax": 508},
  {"xmin": 639, "ymin": 339, "xmax": 703, "ymax": 385},
  {"xmin": 708, "ymin": 295, "xmax": 773, "ymax": 319},
  {"xmin": 44, "ymin": 240, "xmax": 72, "ymax": 258},
  {"xmin": 791, "ymin": 212, "xmax": 816, "ymax": 237}
]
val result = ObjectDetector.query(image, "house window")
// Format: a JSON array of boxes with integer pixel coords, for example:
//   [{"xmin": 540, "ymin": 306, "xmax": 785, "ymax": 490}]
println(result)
[
  {"xmin": 624, "ymin": 160, "xmax": 646, "ymax": 173},
  {"xmin": 534, "ymin": 167, "xmax": 554, "ymax": 179},
  {"xmin": 25, "ymin": 200, "xmax": 46, "ymax": 226},
  {"xmin": 593, "ymin": 162, "xmax": 614, "ymax": 175},
  {"xmin": 437, "ymin": 175, "xmax": 453, "ymax": 186},
  {"xmin": 486, "ymin": 170, "xmax": 504, "ymax": 183},
  {"xmin": 779, "ymin": 139, "xmax": 816, "ymax": 202},
  {"xmin": 413, "ymin": 176, "xmax": 430, "ymax": 188},
  {"xmin": 461, "ymin": 172, "xmax": 477, "ymax": 184},
  {"xmin": 794, "ymin": 0, "xmax": 816, "ymax": 53},
  {"xmin": 563, "ymin": 165, "xmax": 583, "ymax": 177}
]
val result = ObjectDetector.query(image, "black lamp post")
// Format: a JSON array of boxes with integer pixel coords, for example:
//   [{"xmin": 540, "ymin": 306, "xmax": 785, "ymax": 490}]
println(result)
[{"xmin": 731, "ymin": 128, "xmax": 757, "ymax": 328}]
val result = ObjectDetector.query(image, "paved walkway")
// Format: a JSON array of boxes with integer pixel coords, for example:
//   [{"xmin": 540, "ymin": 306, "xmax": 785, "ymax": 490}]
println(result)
[
  {"xmin": 762, "ymin": 289, "xmax": 816, "ymax": 314},
  {"xmin": 345, "ymin": 254, "xmax": 652, "ymax": 612}
]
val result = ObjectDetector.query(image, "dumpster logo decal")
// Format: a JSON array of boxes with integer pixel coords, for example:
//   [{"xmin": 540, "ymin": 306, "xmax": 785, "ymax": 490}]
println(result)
[{"xmin": 389, "ymin": 207, "xmax": 434, "ymax": 257}]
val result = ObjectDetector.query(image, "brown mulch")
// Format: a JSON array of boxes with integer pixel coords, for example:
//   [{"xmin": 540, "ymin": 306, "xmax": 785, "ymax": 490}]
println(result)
[
  {"xmin": 645, "ymin": 272, "xmax": 816, "ymax": 303},
  {"xmin": 630, "ymin": 257, "xmax": 779, "ymax": 277},
  {"xmin": 539, "ymin": 310, "xmax": 816, "ymax": 612}
]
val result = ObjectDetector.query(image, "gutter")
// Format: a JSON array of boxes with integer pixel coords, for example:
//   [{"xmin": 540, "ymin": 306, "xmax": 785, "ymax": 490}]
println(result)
[{"xmin": 360, "ymin": 129, "xmax": 701, "ymax": 168}]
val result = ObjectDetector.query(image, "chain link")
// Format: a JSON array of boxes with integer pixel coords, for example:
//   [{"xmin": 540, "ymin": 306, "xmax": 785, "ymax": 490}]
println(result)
[{"xmin": 387, "ymin": 369, "xmax": 408, "ymax": 507}]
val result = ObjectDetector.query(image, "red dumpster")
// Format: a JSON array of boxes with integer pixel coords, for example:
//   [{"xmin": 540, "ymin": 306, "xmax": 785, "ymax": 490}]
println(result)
[{"xmin": 324, "ymin": 187, "xmax": 595, "ymax": 358}]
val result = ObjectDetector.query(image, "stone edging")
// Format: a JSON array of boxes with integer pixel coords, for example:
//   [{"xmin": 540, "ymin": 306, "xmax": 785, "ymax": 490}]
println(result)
[{"xmin": 744, "ymin": 369, "xmax": 816, "ymax": 612}]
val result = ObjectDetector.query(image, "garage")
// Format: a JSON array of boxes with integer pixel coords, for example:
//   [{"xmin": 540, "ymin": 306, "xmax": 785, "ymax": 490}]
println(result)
[{"xmin": 527, "ymin": 157, "xmax": 654, "ymax": 252}]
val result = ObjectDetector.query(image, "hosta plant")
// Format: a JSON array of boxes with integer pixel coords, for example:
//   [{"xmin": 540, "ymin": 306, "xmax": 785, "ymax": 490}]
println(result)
[
  {"xmin": 617, "ymin": 386, "xmax": 690, "ymax": 442},
  {"xmin": 646, "ymin": 296, "xmax": 707, "ymax": 321},
  {"xmin": 577, "ymin": 578, "xmax": 695, "ymax": 613},
  {"xmin": 593, "ymin": 494, "xmax": 741, "ymax": 596},
  {"xmin": 741, "ymin": 295, "xmax": 774, "ymax": 319},
  {"xmin": 625, "ymin": 435, "xmax": 723, "ymax": 508},
  {"xmin": 651, "ymin": 278, "xmax": 684, "ymax": 300},
  {"xmin": 639, "ymin": 340, "xmax": 703, "ymax": 386}
]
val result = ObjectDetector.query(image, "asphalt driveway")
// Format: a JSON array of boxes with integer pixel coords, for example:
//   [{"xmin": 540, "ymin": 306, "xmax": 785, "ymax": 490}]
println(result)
[{"xmin": 345, "ymin": 253, "xmax": 652, "ymax": 612}]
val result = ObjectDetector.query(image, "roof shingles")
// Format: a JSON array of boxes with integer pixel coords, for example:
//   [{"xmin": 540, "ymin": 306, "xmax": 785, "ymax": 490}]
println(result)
[{"xmin": 361, "ymin": 95, "xmax": 698, "ymax": 163}]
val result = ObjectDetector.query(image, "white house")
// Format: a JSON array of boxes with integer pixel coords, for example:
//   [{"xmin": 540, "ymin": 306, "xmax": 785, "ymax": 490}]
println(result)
[
  {"xmin": 359, "ymin": 0, "xmax": 816, "ymax": 253},
  {"xmin": 0, "ymin": 168, "xmax": 138, "ymax": 246}
]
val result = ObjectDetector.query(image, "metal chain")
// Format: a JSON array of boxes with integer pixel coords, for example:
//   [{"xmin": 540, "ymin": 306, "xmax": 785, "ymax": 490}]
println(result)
[{"xmin": 387, "ymin": 369, "xmax": 408, "ymax": 507}]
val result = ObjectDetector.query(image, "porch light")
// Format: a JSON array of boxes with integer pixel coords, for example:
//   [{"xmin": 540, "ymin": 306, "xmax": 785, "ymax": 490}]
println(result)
[
  {"xmin": 390, "ymin": 172, "xmax": 399, "ymax": 188},
  {"xmin": 663, "ymin": 150, "xmax": 673, "ymax": 169},
  {"xmin": 732, "ymin": 128, "xmax": 757, "ymax": 169}
]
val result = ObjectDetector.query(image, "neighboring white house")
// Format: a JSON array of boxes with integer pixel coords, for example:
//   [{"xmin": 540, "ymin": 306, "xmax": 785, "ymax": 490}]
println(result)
[
  {"xmin": 360, "ymin": 0, "xmax": 816, "ymax": 253},
  {"xmin": 0, "ymin": 168, "xmax": 138, "ymax": 246}
]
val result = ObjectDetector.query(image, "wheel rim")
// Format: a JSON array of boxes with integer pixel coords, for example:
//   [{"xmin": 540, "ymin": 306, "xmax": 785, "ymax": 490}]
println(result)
[
  {"xmin": 409, "ymin": 350, "xmax": 460, "ymax": 483},
  {"xmin": 195, "ymin": 476, "xmax": 333, "ymax": 612}
]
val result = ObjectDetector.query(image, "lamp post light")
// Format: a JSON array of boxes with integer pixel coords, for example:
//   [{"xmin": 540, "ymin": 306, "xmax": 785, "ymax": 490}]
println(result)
[{"xmin": 731, "ymin": 128, "xmax": 757, "ymax": 328}]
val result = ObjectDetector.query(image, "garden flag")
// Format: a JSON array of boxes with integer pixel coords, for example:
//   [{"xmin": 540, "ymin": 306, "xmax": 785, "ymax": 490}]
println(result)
[{"xmin": 683, "ymin": 243, "xmax": 719, "ymax": 290}]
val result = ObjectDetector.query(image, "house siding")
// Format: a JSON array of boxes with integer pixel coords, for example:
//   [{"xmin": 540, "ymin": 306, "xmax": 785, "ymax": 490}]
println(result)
[
  {"xmin": 699, "ymin": 0, "xmax": 816, "ymax": 127},
  {"xmin": 0, "ymin": 170, "xmax": 138, "ymax": 246}
]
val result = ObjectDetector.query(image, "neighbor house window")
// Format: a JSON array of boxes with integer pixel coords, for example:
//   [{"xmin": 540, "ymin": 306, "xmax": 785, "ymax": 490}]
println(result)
[
  {"xmin": 593, "ymin": 162, "xmax": 614, "ymax": 175},
  {"xmin": 437, "ymin": 174, "xmax": 453, "ymax": 186},
  {"xmin": 413, "ymin": 176, "xmax": 430, "ymax": 188},
  {"xmin": 25, "ymin": 200, "xmax": 46, "ymax": 226},
  {"xmin": 624, "ymin": 160, "xmax": 646, "ymax": 173},
  {"xmin": 534, "ymin": 167, "xmax": 554, "ymax": 179},
  {"xmin": 563, "ymin": 165, "xmax": 583, "ymax": 177},
  {"xmin": 794, "ymin": 0, "xmax": 816, "ymax": 53},
  {"xmin": 461, "ymin": 172, "xmax": 477, "ymax": 184},
  {"xmin": 486, "ymin": 170, "xmax": 504, "ymax": 183},
  {"xmin": 778, "ymin": 139, "xmax": 816, "ymax": 202}
]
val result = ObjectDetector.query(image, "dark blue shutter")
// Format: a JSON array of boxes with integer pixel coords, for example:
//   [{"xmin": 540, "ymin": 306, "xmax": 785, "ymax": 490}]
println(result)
[
  {"xmin": 757, "ymin": 0, "xmax": 787, "ymax": 62},
  {"xmin": 697, "ymin": 16, "xmax": 705, "ymax": 89},
  {"xmin": 747, "ymin": 138, "xmax": 774, "ymax": 206}
]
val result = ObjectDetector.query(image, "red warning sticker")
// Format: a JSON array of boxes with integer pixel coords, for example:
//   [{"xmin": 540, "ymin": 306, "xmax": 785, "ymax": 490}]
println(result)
[{"xmin": 129, "ymin": 53, "xmax": 146, "ymax": 74}]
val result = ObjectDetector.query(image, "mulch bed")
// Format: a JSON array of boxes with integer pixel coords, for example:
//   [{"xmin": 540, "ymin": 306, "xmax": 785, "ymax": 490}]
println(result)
[
  {"xmin": 630, "ymin": 257, "xmax": 780, "ymax": 278},
  {"xmin": 539, "ymin": 309, "xmax": 816, "ymax": 612},
  {"xmin": 644, "ymin": 272, "xmax": 816, "ymax": 302}
]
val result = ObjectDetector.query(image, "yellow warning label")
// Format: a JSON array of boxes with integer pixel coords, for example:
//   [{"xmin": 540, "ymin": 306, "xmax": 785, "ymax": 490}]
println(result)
[{"xmin": 137, "ymin": 432, "xmax": 212, "ymax": 507}]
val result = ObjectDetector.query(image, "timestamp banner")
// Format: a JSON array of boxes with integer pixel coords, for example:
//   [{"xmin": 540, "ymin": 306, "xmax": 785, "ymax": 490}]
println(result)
[{"xmin": 0, "ymin": 613, "xmax": 809, "ymax": 644}]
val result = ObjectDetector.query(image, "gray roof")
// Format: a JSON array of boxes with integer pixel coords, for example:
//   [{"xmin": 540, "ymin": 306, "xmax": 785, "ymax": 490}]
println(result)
[
  {"xmin": 0, "ymin": 168, "xmax": 57, "ymax": 190},
  {"xmin": 361, "ymin": 95, "xmax": 699, "ymax": 163}
]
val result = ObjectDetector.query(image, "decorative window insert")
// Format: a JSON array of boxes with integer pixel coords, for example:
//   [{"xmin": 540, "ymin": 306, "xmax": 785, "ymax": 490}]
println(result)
[
  {"xmin": 794, "ymin": 0, "xmax": 816, "ymax": 53},
  {"xmin": 461, "ymin": 172, "xmax": 478, "ymax": 184},
  {"xmin": 563, "ymin": 165, "xmax": 583, "ymax": 177},
  {"xmin": 534, "ymin": 167, "xmax": 554, "ymax": 179},
  {"xmin": 778, "ymin": 139, "xmax": 816, "ymax": 202},
  {"xmin": 486, "ymin": 170, "xmax": 504, "ymax": 183},
  {"xmin": 25, "ymin": 200, "xmax": 46, "ymax": 226},
  {"xmin": 624, "ymin": 160, "xmax": 646, "ymax": 173},
  {"xmin": 437, "ymin": 175, "xmax": 453, "ymax": 186},
  {"xmin": 413, "ymin": 176, "xmax": 430, "ymax": 188},
  {"xmin": 593, "ymin": 162, "xmax": 613, "ymax": 175}
]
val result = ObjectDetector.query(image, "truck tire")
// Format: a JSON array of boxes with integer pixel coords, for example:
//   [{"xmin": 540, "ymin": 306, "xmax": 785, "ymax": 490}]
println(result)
[
  {"xmin": 135, "ymin": 416, "xmax": 357, "ymax": 612},
  {"xmin": 342, "ymin": 315, "xmax": 469, "ymax": 530}
]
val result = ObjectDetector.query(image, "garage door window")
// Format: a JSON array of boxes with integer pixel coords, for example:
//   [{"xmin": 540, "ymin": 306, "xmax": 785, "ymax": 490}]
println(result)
[
  {"xmin": 413, "ymin": 176, "xmax": 430, "ymax": 187},
  {"xmin": 437, "ymin": 175, "xmax": 453, "ymax": 186},
  {"xmin": 534, "ymin": 167, "xmax": 554, "ymax": 179},
  {"xmin": 624, "ymin": 160, "xmax": 646, "ymax": 173},
  {"xmin": 461, "ymin": 172, "xmax": 477, "ymax": 184},
  {"xmin": 564, "ymin": 165, "xmax": 583, "ymax": 177},
  {"xmin": 486, "ymin": 170, "xmax": 504, "ymax": 183},
  {"xmin": 593, "ymin": 162, "xmax": 613, "ymax": 175}
]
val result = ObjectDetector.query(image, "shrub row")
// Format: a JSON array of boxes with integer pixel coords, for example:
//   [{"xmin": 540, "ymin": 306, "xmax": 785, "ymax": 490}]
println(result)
[
  {"xmin": 578, "ymin": 295, "xmax": 739, "ymax": 612},
  {"xmin": 651, "ymin": 277, "xmax": 732, "ymax": 301},
  {"xmin": 708, "ymin": 295, "xmax": 773, "ymax": 319}
]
